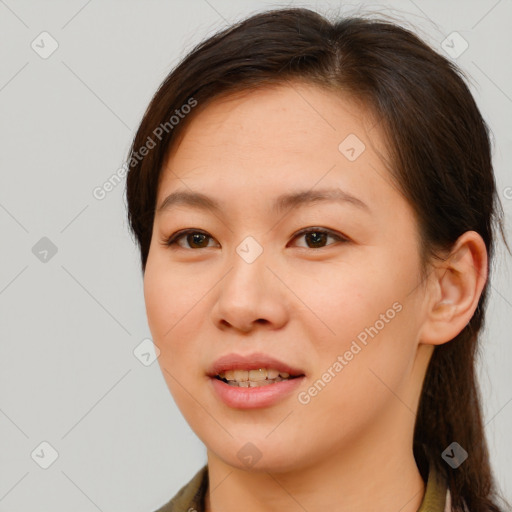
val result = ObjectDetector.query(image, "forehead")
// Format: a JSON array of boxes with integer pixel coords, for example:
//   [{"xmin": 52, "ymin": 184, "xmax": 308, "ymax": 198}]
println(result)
[
  {"xmin": 168, "ymin": 82, "xmax": 379, "ymax": 155},
  {"xmin": 157, "ymin": 82, "xmax": 392, "ymax": 206}
]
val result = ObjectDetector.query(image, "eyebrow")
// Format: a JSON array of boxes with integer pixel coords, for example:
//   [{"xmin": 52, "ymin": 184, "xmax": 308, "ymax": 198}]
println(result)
[{"xmin": 156, "ymin": 187, "xmax": 371, "ymax": 215}]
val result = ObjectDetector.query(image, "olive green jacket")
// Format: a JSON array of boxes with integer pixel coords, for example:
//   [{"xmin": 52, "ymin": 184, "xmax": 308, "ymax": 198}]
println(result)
[{"xmin": 153, "ymin": 463, "xmax": 453, "ymax": 512}]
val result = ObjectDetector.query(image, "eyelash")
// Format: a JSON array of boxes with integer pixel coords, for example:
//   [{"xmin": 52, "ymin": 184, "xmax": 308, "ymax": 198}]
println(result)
[{"xmin": 160, "ymin": 227, "xmax": 349, "ymax": 250}]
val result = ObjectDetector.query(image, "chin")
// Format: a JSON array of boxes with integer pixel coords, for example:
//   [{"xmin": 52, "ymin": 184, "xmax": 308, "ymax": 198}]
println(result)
[{"xmin": 208, "ymin": 438, "xmax": 307, "ymax": 474}]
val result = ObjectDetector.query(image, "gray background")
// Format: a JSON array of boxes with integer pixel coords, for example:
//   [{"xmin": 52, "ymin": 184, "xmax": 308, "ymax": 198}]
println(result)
[{"xmin": 0, "ymin": 0, "xmax": 510, "ymax": 510}]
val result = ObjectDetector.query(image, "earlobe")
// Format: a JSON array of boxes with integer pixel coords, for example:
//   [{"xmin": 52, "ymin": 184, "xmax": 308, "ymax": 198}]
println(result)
[{"xmin": 419, "ymin": 231, "xmax": 488, "ymax": 346}]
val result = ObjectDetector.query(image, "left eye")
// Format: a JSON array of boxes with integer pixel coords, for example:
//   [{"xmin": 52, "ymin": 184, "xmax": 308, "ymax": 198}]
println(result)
[
  {"xmin": 162, "ymin": 228, "xmax": 348, "ymax": 250},
  {"xmin": 292, "ymin": 228, "xmax": 348, "ymax": 249}
]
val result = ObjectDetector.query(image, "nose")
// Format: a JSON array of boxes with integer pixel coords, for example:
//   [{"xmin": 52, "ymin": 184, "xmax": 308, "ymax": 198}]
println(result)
[{"xmin": 211, "ymin": 244, "xmax": 288, "ymax": 334}]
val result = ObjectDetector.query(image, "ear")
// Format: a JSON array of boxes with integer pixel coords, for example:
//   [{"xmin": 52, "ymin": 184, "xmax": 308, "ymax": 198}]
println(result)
[{"xmin": 419, "ymin": 231, "xmax": 488, "ymax": 346}]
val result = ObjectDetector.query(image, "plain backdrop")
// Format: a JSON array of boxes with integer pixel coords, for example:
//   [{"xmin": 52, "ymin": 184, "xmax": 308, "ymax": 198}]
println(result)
[{"xmin": 0, "ymin": 1, "xmax": 511, "ymax": 511}]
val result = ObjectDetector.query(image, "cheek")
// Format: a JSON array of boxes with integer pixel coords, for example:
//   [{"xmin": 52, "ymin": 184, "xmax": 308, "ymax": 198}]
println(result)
[
  {"xmin": 290, "ymin": 256, "xmax": 407, "ymax": 349},
  {"xmin": 143, "ymin": 253, "xmax": 214, "ymax": 398},
  {"xmin": 293, "ymin": 252, "xmax": 420, "ymax": 398},
  {"xmin": 144, "ymin": 253, "xmax": 203, "ymax": 343},
  {"xmin": 143, "ymin": 265, "xmax": 201, "ymax": 412}
]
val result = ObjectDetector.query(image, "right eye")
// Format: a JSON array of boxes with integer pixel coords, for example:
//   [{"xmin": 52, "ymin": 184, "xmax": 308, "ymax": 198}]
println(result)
[{"xmin": 161, "ymin": 229, "xmax": 219, "ymax": 249}]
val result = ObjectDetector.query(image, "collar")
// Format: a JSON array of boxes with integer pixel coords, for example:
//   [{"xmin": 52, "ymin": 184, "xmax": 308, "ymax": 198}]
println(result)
[{"xmin": 155, "ymin": 462, "xmax": 449, "ymax": 512}]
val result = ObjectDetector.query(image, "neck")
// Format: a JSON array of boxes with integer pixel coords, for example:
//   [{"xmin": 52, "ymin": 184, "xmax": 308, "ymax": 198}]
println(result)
[{"xmin": 204, "ymin": 423, "xmax": 425, "ymax": 512}]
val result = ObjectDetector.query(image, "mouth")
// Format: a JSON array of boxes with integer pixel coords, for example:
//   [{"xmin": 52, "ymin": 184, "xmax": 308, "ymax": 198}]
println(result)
[
  {"xmin": 209, "ymin": 368, "xmax": 306, "ymax": 409},
  {"xmin": 207, "ymin": 352, "xmax": 306, "ymax": 388}
]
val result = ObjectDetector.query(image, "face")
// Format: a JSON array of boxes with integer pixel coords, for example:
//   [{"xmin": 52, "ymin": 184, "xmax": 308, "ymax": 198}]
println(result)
[{"xmin": 144, "ymin": 82, "xmax": 431, "ymax": 473}]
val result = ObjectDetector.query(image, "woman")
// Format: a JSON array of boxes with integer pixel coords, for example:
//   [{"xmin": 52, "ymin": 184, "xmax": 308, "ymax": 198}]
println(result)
[{"xmin": 124, "ymin": 7, "xmax": 509, "ymax": 512}]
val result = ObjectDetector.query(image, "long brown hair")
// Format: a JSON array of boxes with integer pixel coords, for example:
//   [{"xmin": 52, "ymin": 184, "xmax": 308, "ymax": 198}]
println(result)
[{"xmin": 124, "ymin": 7, "xmax": 509, "ymax": 511}]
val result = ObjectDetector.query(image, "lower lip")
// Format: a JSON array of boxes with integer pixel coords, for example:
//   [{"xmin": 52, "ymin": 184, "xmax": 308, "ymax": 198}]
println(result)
[{"xmin": 209, "ymin": 376, "xmax": 305, "ymax": 409}]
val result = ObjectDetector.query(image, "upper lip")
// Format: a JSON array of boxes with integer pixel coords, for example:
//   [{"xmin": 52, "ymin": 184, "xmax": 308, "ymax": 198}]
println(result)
[{"xmin": 207, "ymin": 352, "xmax": 306, "ymax": 377}]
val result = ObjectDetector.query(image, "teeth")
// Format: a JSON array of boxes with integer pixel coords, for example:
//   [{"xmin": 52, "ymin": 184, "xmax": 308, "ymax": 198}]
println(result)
[
  {"xmin": 218, "ymin": 368, "xmax": 293, "ymax": 383},
  {"xmin": 227, "ymin": 376, "xmax": 285, "ymax": 387},
  {"xmin": 249, "ymin": 369, "xmax": 267, "ymax": 381},
  {"xmin": 267, "ymin": 369, "xmax": 280, "ymax": 379}
]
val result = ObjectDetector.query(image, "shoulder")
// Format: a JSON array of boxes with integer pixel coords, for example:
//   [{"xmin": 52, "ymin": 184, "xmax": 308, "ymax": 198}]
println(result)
[{"xmin": 153, "ymin": 465, "xmax": 209, "ymax": 512}]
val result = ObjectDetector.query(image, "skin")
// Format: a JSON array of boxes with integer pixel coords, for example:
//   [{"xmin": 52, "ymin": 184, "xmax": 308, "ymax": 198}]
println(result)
[{"xmin": 143, "ymin": 81, "xmax": 487, "ymax": 512}]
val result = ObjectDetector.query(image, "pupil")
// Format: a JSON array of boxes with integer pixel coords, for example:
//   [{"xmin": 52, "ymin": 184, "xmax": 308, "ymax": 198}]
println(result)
[
  {"xmin": 189, "ymin": 233, "xmax": 207, "ymax": 248},
  {"xmin": 306, "ymin": 232, "xmax": 326, "ymax": 248}
]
